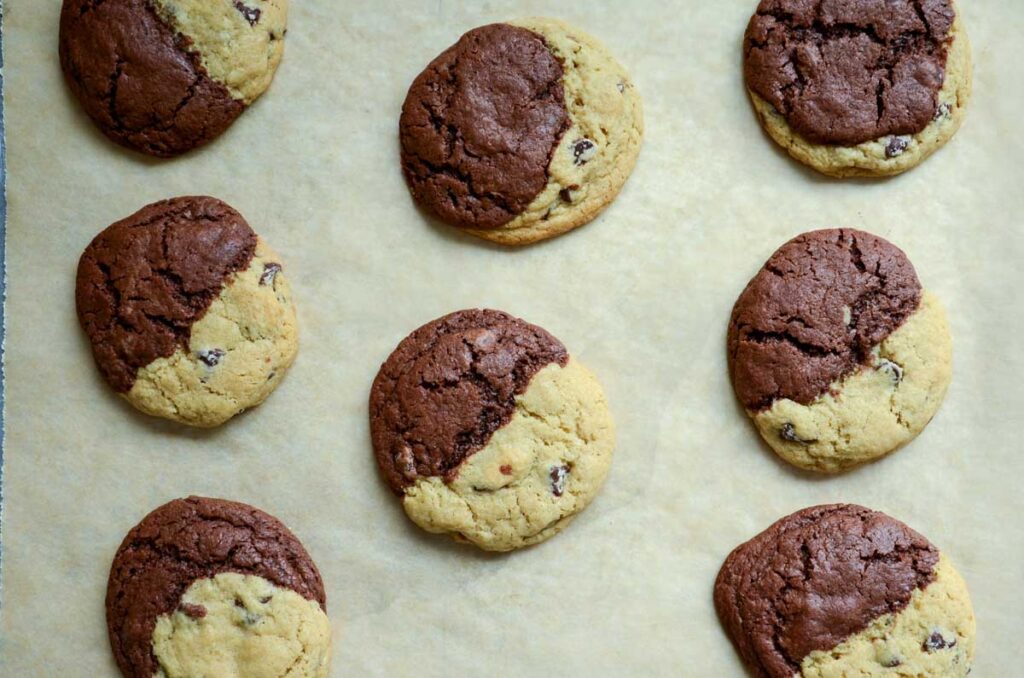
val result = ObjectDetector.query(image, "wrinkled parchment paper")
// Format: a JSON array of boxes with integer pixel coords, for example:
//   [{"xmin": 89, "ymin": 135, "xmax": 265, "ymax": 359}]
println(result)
[{"xmin": 3, "ymin": 1, "xmax": 1023, "ymax": 674}]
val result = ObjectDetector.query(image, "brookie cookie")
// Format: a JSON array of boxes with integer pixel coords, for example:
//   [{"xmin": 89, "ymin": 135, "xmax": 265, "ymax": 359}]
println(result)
[
  {"xmin": 59, "ymin": 0, "xmax": 288, "ymax": 157},
  {"xmin": 369, "ymin": 309, "xmax": 616, "ymax": 551},
  {"xmin": 715, "ymin": 504, "xmax": 976, "ymax": 677},
  {"xmin": 727, "ymin": 229, "xmax": 951, "ymax": 472},
  {"xmin": 743, "ymin": 0, "xmax": 971, "ymax": 177},
  {"xmin": 76, "ymin": 196, "xmax": 299, "ymax": 427},
  {"xmin": 107, "ymin": 496, "xmax": 332, "ymax": 678},
  {"xmin": 399, "ymin": 18, "xmax": 643, "ymax": 245}
]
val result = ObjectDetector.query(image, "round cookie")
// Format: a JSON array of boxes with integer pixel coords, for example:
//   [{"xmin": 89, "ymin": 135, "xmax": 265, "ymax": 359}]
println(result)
[
  {"xmin": 399, "ymin": 18, "xmax": 643, "ymax": 245},
  {"xmin": 727, "ymin": 229, "xmax": 951, "ymax": 473},
  {"xmin": 714, "ymin": 504, "xmax": 976, "ymax": 678},
  {"xmin": 743, "ymin": 0, "xmax": 971, "ymax": 177},
  {"xmin": 76, "ymin": 196, "xmax": 299, "ymax": 427},
  {"xmin": 59, "ymin": 0, "xmax": 288, "ymax": 157},
  {"xmin": 106, "ymin": 496, "xmax": 331, "ymax": 678},
  {"xmin": 369, "ymin": 309, "xmax": 615, "ymax": 551}
]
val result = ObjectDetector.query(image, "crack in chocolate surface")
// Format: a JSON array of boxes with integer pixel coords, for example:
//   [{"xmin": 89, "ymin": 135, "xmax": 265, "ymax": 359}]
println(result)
[
  {"xmin": 370, "ymin": 309, "xmax": 568, "ymax": 494},
  {"xmin": 76, "ymin": 196, "xmax": 257, "ymax": 393},
  {"xmin": 728, "ymin": 229, "xmax": 921, "ymax": 412},
  {"xmin": 59, "ymin": 0, "xmax": 245, "ymax": 157},
  {"xmin": 399, "ymin": 24, "xmax": 571, "ymax": 230},
  {"xmin": 714, "ymin": 504, "xmax": 939, "ymax": 678},
  {"xmin": 106, "ymin": 497, "xmax": 326, "ymax": 678},
  {"xmin": 743, "ymin": 0, "xmax": 955, "ymax": 145}
]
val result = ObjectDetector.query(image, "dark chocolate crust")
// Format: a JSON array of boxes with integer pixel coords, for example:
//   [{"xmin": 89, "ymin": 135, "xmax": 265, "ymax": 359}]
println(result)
[
  {"xmin": 106, "ymin": 496, "xmax": 326, "ymax": 678},
  {"xmin": 399, "ymin": 23, "xmax": 571, "ymax": 230},
  {"xmin": 714, "ymin": 504, "xmax": 939, "ymax": 678},
  {"xmin": 728, "ymin": 229, "xmax": 921, "ymax": 412},
  {"xmin": 76, "ymin": 196, "xmax": 257, "ymax": 393},
  {"xmin": 744, "ymin": 0, "xmax": 955, "ymax": 146},
  {"xmin": 370, "ymin": 309, "xmax": 569, "ymax": 494},
  {"xmin": 59, "ymin": 0, "xmax": 245, "ymax": 157}
]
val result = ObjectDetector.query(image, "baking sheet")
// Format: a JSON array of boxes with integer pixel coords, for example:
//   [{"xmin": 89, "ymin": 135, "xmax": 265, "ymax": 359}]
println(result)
[{"xmin": 2, "ymin": 0, "xmax": 1023, "ymax": 674}]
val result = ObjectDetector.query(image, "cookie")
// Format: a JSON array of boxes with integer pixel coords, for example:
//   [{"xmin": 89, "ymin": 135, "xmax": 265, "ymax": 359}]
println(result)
[
  {"xmin": 76, "ymin": 196, "xmax": 298, "ymax": 427},
  {"xmin": 399, "ymin": 18, "xmax": 643, "ymax": 245},
  {"xmin": 59, "ymin": 0, "xmax": 288, "ymax": 157},
  {"xmin": 727, "ymin": 229, "xmax": 951, "ymax": 472},
  {"xmin": 106, "ymin": 496, "xmax": 331, "ymax": 678},
  {"xmin": 715, "ymin": 504, "xmax": 976, "ymax": 678},
  {"xmin": 369, "ymin": 309, "xmax": 615, "ymax": 551},
  {"xmin": 743, "ymin": 0, "xmax": 971, "ymax": 177}
]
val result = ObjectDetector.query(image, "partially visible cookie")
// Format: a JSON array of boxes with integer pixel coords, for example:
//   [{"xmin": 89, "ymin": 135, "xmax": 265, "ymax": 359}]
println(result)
[
  {"xmin": 369, "ymin": 309, "xmax": 615, "ymax": 551},
  {"xmin": 727, "ymin": 229, "xmax": 951, "ymax": 472},
  {"xmin": 59, "ymin": 0, "xmax": 288, "ymax": 157},
  {"xmin": 715, "ymin": 504, "xmax": 976, "ymax": 678},
  {"xmin": 76, "ymin": 196, "xmax": 298, "ymax": 427},
  {"xmin": 399, "ymin": 18, "xmax": 643, "ymax": 245},
  {"xmin": 743, "ymin": 0, "xmax": 971, "ymax": 177},
  {"xmin": 106, "ymin": 496, "xmax": 331, "ymax": 678}
]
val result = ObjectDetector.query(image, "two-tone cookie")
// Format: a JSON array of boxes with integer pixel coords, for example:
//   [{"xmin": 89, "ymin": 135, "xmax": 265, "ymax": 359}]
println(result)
[
  {"xmin": 715, "ymin": 504, "xmax": 976, "ymax": 677},
  {"xmin": 76, "ymin": 196, "xmax": 298, "ymax": 427},
  {"xmin": 369, "ymin": 309, "xmax": 615, "ymax": 551},
  {"xmin": 106, "ymin": 496, "xmax": 331, "ymax": 678},
  {"xmin": 743, "ymin": 0, "xmax": 971, "ymax": 177},
  {"xmin": 727, "ymin": 229, "xmax": 951, "ymax": 472},
  {"xmin": 399, "ymin": 18, "xmax": 643, "ymax": 245},
  {"xmin": 59, "ymin": 0, "xmax": 288, "ymax": 157}
]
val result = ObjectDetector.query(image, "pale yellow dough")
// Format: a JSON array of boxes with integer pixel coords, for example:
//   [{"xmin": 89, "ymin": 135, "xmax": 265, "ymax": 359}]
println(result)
[
  {"xmin": 152, "ymin": 0, "xmax": 288, "ymax": 104},
  {"xmin": 753, "ymin": 292, "xmax": 951, "ymax": 473},
  {"xmin": 464, "ymin": 17, "xmax": 644, "ymax": 245},
  {"xmin": 127, "ymin": 238, "xmax": 299, "ymax": 428},
  {"xmin": 799, "ymin": 554, "xmax": 975, "ymax": 677},
  {"xmin": 750, "ymin": 10, "xmax": 972, "ymax": 178},
  {"xmin": 403, "ymin": 358, "xmax": 615, "ymax": 551},
  {"xmin": 152, "ymin": 573, "xmax": 331, "ymax": 678}
]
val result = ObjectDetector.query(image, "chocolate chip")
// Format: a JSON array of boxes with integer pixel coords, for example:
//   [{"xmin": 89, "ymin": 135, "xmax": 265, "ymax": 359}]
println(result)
[
  {"xmin": 559, "ymin": 184, "xmax": 580, "ymax": 203},
  {"xmin": 885, "ymin": 136, "xmax": 911, "ymax": 158},
  {"xmin": 198, "ymin": 348, "xmax": 226, "ymax": 367},
  {"xmin": 874, "ymin": 643, "xmax": 903, "ymax": 667},
  {"xmin": 233, "ymin": 596, "xmax": 261, "ymax": 624},
  {"xmin": 934, "ymin": 103, "xmax": 952, "ymax": 120},
  {"xmin": 233, "ymin": 1, "xmax": 261, "ymax": 26},
  {"xmin": 923, "ymin": 630, "xmax": 957, "ymax": 652},
  {"xmin": 780, "ymin": 423, "xmax": 815, "ymax": 444},
  {"xmin": 877, "ymin": 359, "xmax": 903, "ymax": 385},
  {"xmin": 259, "ymin": 595, "xmax": 272, "ymax": 604},
  {"xmin": 550, "ymin": 465, "xmax": 570, "ymax": 496},
  {"xmin": 179, "ymin": 603, "xmax": 206, "ymax": 619},
  {"xmin": 572, "ymin": 139, "xmax": 597, "ymax": 166},
  {"xmin": 500, "ymin": 464, "xmax": 513, "ymax": 476},
  {"xmin": 260, "ymin": 262, "xmax": 282, "ymax": 286}
]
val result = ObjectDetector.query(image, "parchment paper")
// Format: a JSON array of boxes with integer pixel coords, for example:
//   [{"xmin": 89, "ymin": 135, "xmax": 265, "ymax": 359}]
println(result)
[{"xmin": 2, "ymin": 1, "xmax": 1023, "ymax": 675}]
